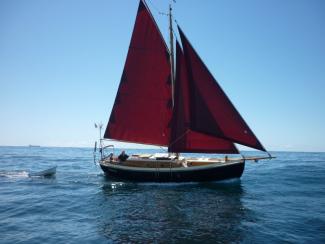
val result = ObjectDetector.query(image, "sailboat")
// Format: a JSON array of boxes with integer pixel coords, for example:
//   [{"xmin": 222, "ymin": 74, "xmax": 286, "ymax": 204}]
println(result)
[{"xmin": 98, "ymin": 0, "xmax": 273, "ymax": 182}]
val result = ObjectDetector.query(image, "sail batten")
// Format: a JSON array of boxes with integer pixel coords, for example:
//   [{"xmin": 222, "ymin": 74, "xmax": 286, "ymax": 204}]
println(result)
[
  {"xmin": 177, "ymin": 26, "xmax": 266, "ymax": 152},
  {"xmin": 104, "ymin": 0, "xmax": 172, "ymax": 146}
]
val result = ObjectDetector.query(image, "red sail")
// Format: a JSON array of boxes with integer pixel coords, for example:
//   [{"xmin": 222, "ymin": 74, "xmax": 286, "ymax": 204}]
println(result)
[
  {"xmin": 104, "ymin": 1, "xmax": 172, "ymax": 146},
  {"xmin": 169, "ymin": 41, "xmax": 239, "ymax": 154},
  {"xmin": 178, "ymin": 26, "xmax": 266, "ymax": 151}
]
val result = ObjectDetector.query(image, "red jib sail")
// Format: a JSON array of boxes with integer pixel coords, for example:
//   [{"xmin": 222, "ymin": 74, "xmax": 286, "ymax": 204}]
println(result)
[
  {"xmin": 178, "ymin": 26, "xmax": 266, "ymax": 151},
  {"xmin": 169, "ymin": 41, "xmax": 239, "ymax": 153},
  {"xmin": 104, "ymin": 1, "xmax": 172, "ymax": 146}
]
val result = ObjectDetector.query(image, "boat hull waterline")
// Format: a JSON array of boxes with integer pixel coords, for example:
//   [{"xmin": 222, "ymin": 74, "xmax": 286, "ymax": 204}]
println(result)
[{"xmin": 100, "ymin": 159, "xmax": 245, "ymax": 182}]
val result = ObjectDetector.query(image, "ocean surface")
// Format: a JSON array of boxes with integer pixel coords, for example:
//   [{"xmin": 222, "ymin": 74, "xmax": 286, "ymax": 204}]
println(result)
[{"xmin": 0, "ymin": 146, "xmax": 324, "ymax": 243}]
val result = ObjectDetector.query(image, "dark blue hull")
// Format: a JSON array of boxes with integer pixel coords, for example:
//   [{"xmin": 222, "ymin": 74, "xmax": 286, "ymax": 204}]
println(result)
[{"xmin": 100, "ymin": 161, "xmax": 245, "ymax": 182}]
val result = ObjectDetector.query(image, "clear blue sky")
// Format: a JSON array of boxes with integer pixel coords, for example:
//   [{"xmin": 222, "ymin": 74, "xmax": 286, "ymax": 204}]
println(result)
[{"xmin": 1, "ymin": 0, "xmax": 324, "ymax": 152}]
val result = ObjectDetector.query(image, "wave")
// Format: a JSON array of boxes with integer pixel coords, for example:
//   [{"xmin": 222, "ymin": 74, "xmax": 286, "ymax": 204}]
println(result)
[{"xmin": 0, "ymin": 170, "xmax": 29, "ymax": 179}]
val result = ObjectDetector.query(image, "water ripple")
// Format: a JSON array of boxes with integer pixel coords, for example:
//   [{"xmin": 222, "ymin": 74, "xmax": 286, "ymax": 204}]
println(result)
[{"xmin": 0, "ymin": 147, "xmax": 324, "ymax": 243}]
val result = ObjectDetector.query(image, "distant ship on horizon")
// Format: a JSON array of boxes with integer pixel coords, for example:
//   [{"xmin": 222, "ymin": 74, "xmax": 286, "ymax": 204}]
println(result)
[{"xmin": 28, "ymin": 145, "xmax": 40, "ymax": 148}]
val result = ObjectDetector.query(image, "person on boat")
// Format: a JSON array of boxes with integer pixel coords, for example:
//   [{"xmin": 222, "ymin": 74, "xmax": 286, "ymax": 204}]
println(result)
[
  {"xmin": 109, "ymin": 153, "xmax": 114, "ymax": 162},
  {"xmin": 118, "ymin": 150, "xmax": 129, "ymax": 162}
]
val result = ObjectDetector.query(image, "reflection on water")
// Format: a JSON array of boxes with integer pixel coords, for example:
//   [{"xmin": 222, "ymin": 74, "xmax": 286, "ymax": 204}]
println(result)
[{"xmin": 97, "ymin": 179, "xmax": 249, "ymax": 243}]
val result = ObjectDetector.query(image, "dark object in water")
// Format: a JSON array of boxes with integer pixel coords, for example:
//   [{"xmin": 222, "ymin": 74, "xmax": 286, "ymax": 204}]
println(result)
[{"xmin": 29, "ymin": 166, "xmax": 57, "ymax": 177}]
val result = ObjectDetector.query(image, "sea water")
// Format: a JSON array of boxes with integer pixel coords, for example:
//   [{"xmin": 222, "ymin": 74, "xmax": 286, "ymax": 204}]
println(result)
[{"xmin": 0, "ymin": 146, "xmax": 324, "ymax": 243}]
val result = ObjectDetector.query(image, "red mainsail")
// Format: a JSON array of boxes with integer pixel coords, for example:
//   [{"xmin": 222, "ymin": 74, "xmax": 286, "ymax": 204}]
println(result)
[
  {"xmin": 178, "ymin": 26, "xmax": 266, "ymax": 151},
  {"xmin": 104, "ymin": 1, "xmax": 172, "ymax": 146},
  {"xmin": 169, "ymin": 41, "xmax": 238, "ymax": 153}
]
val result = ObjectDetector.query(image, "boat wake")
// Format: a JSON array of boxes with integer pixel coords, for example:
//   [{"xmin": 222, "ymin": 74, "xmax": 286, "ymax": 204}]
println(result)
[{"xmin": 0, "ymin": 170, "xmax": 29, "ymax": 179}]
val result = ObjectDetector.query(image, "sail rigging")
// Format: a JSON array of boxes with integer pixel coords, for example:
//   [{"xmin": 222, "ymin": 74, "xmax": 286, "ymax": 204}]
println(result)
[
  {"xmin": 104, "ymin": 0, "xmax": 172, "ymax": 146},
  {"xmin": 105, "ymin": 0, "xmax": 266, "ymax": 153}
]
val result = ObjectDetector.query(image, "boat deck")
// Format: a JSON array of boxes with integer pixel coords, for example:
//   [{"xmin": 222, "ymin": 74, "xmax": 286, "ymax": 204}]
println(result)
[
  {"xmin": 101, "ymin": 155, "xmax": 245, "ymax": 169},
  {"xmin": 100, "ymin": 153, "xmax": 274, "ymax": 169}
]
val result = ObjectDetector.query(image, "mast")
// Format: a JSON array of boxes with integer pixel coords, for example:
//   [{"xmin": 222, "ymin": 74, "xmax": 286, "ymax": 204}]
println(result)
[{"xmin": 169, "ymin": 3, "xmax": 175, "ymax": 106}]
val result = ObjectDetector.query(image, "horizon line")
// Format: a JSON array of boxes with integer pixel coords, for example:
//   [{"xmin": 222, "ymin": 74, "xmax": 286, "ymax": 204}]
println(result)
[{"xmin": 0, "ymin": 145, "xmax": 324, "ymax": 154}]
